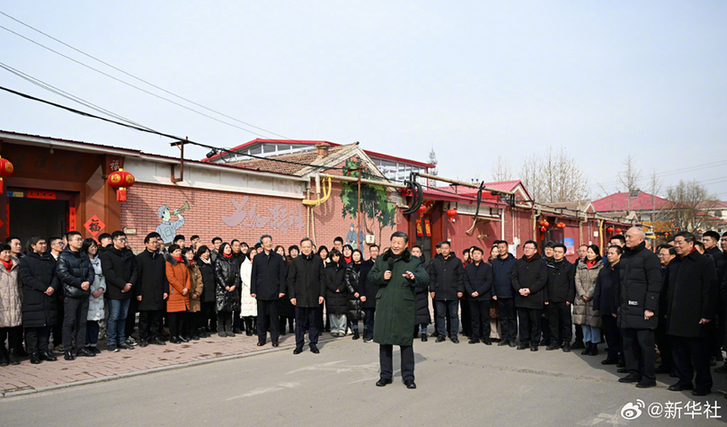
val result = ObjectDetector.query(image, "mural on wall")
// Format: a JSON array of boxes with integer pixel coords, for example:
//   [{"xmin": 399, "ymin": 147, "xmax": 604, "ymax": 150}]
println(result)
[
  {"xmin": 340, "ymin": 158, "xmax": 397, "ymax": 246},
  {"xmin": 156, "ymin": 202, "xmax": 189, "ymax": 244},
  {"xmin": 345, "ymin": 223, "xmax": 366, "ymax": 249},
  {"xmin": 222, "ymin": 196, "xmax": 304, "ymax": 235}
]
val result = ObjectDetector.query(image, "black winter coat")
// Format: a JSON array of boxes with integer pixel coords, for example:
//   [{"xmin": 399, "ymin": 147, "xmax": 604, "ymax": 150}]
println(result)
[
  {"xmin": 135, "ymin": 249, "xmax": 168, "ymax": 311},
  {"xmin": 511, "ymin": 255, "xmax": 547, "ymax": 309},
  {"xmin": 100, "ymin": 246, "xmax": 138, "ymax": 300},
  {"xmin": 359, "ymin": 258, "xmax": 377, "ymax": 309},
  {"xmin": 345, "ymin": 263, "xmax": 364, "ymax": 321},
  {"xmin": 56, "ymin": 247, "xmax": 94, "ymax": 299},
  {"xmin": 617, "ymin": 241, "xmax": 662, "ymax": 330},
  {"xmin": 545, "ymin": 259, "xmax": 575, "ymax": 303},
  {"xmin": 287, "ymin": 253, "xmax": 326, "ymax": 308},
  {"xmin": 277, "ymin": 260, "xmax": 295, "ymax": 317},
  {"xmin": 214, "ymin": 255, "xmax": 241, "ymax": 312},
  {"xmin": 593, "ymin": 262, "xmax": 620, "ymax": 316},
  {"xmin": 428, "ymin": 254, "xmax": 465, "ymax": 301},
  {"xmin": 325, "ymin": 262, "xmax": 348, "ymax": 315},
  {"xmin": 491, "ymin": 253, "xmax": 516, "ymax": 299},
  {"xmin": 196, "ymin": 258, "xmax": 216, "ymax": 303},
  {"xmin": 414, "ymin": 255, "xmax": 430, "ymax": 325},
  {"xmin": 18, "ymin": 252, "xmax": 60, "ymax": 328},
  {"xmin": 250, "ymin": 251, "xmax": 286, "ymax": 301},
  {"xmin": 464, "ymin": 261, "xmax": 493, "ymax": 301},
  {"xmin": 665, "ymin": 249, "xmax": 718, "ymax": 338}
]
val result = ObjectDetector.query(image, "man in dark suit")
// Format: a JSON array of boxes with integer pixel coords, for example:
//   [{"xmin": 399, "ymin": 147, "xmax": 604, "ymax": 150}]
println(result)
[
  {"xmin": 288, "ymin": 237, "xmax": 326, "ymax": 354},
  {"xmin": 250, "ymin": 234, "xmax": 286, "ymax": 347},
  {"xmin": 512, "ymin": 240, "xmax": 548, "ymax": 351}
]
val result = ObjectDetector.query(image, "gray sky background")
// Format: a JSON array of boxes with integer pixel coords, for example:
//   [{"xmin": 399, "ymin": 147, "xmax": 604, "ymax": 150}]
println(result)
[{"xmin": 1, "ymin": 1, "xmax": 725, "ymax": 199}]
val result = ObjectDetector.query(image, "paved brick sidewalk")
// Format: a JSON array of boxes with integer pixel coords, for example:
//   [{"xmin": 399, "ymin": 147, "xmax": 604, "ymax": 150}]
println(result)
[{"xmin": 0, "ymin": 331, "xmax": 339, "ymax": 397}]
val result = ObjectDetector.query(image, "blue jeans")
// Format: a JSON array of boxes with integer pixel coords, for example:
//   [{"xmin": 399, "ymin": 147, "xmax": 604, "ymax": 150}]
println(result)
[
  {"xmin": 582, "ymin": 325, "xmax": 601, "ymax": 343},
  {"xmin": 435, "ymin": 300, "xmax": 459, "ymax": 338},
  {"xmin": 107, "ymin": 299, "xmax": 130, "ymax": 346}
]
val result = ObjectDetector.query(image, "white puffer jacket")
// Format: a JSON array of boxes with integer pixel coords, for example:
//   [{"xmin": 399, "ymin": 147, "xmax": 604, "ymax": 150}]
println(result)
[{"xmin": 239, "ymin": 257, "xmax": 257, "ymax": 317}]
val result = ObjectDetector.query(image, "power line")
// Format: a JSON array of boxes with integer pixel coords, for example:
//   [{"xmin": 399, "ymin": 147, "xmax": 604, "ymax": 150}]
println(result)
[{"xmin": 0, "ymin": 21, "xmax": 279, "ymax": 139}]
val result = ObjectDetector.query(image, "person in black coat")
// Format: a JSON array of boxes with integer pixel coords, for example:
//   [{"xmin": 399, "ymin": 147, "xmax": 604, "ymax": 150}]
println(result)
[
  {"xmin": 250, "ymin": 235, "xmax": 286, "ymax": 347},
  {"xmin": 56, "ymin": 231, "xmax": 94, "ymax": 360},
  {"xmin": 617, "ymin": 227, "xmax": 662, "ymax": 388},
  {"xmin": 664, "ymin": 231, "xmax": 719, "ymax": 396},
  {"xmin": 411, "ymin": 246, "xmax": 430, "ymax": 342},
  {"xmin": 18, "ymin": 236, "xmax": 60, "ymax": 363},
  {"xmin": 464, "ymin": 247, "xmax": 493, "ymax": 345},
  {"xmin": 288, "ymin": 238, "xmax": 326, "ymax": 354},
  {"xmin": 511, "ymin": 240, "xmax": 548, "ymax": 351},
  {"xmin": 100, "ymin": 230, "xmax": 138, "ymax": 352},
  {"xmin": 654, "ymin": 244, "xmax": 676, "ymax": 375},
  {"xmin": 195, "ymin": 245, "xmax": 216, "ymax": 337},
  {"xmin": 215, "ymin": 243, "xmax": 241, "ymax": 337},
  {"xmin": 275, "ymin": 245, "xmax": 295, "ymax": 336},
  {"xmin": 593, "ymin": 245, "xmax": 624, "ymax": 366},
  {"xmin": 345, "ymin": 249, "xmax": 366, "ymax": 340},
  {"xmin": 325, "ymin": 250, "xmax": 349, "ymax": 337},
  {"xmin": 492, "ymin": 241, "xmax": 517, "ymax": 347},
  {"xmin": 544, "ymin": 244, "xmax": 575, "ymax": 352},
  {"xmin": 135, "ymin": 233, "xmax": 168, "ymax": 346},
  {"xmin": 428, "ymin": 242, "xmax": 464, "ymax": 343},
  {"xmin": 701, "ymin": 231, "xmax": 724, "ymax": 367}
]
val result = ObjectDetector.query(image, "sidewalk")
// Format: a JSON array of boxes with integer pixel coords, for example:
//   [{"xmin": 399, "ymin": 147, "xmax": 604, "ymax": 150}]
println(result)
[{"xmin": 0, "ymin": 331, "xmax": 339, "ymax": 397}]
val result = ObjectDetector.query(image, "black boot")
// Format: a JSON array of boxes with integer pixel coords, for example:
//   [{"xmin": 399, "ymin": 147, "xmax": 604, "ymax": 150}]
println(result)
[
  {"xmin": 589, "ymin": 342, "xmax": 599, "ymax": 356},
  {"xmin": 352, "ymin": 329, "xmax": 360, "ymax": 340},
  {"xmin": 30, "ymin": 352, "xmax": 42, "ymax": 364},
  {"xmin": 7, "ymin": 348, "xmax": 20, "ymax": 365},
  {"xmin": 245, "ymin": 318, "xmax": 254, "ymax": 336},
  {"xmin": 0, "ymin": 346, "xmax": 9, "ymax": 366},
  {"xmin": 581, "ymin": 342, "xmax": 591, "ymax": 355}
]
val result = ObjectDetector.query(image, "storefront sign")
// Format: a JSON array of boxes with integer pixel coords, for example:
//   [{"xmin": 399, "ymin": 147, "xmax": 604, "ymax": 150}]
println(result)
[{"xmin": 28, "ymin": 190, "xmax": 57, "ymax": 200}]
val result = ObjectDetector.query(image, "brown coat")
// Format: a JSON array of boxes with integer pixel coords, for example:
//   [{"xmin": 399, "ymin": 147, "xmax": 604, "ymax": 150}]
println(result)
[
  {"xmin": 188, "ymin": 263, "xmax": 204, "ymax": 313},
  {"xmin": 165, "ymin": 255, "xmax": 190, "ymax": 313},
  {"xmin": 573, "ymin": 259, "xmax": 603, "ymax": 327}
]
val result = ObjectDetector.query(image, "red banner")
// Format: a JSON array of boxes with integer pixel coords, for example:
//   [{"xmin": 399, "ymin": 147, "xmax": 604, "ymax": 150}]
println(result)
[
  {"xmin": 415, "ymin": 219, "xmax": 423, "ymax": 237},
  {"xmin": 27, "ymin": 190, "xmax": 56, "ymax": 200},
  {"xmin": 424, "ymin": 219, "xmax": 432, "ymax": 237}
]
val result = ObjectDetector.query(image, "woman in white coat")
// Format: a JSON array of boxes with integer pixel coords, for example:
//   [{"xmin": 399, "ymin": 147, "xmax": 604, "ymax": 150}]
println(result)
[
  {"xmin": 83, "ymin": 239, "xmax": 105, "ymax": 353},
  {"xmin": 239, "ymin": 252, "xmax": 257, "ymax": 336}
]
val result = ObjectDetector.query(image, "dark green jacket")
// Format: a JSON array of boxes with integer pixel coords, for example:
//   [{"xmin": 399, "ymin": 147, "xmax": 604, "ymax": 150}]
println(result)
[{"xmin": 369, "ymin": 248, "xmax": 429, "ymax": 346}]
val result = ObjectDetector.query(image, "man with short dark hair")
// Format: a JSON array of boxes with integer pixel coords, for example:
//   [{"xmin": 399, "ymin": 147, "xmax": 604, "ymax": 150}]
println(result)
[
  {"xmin": 361, "ymin": 244, "xmax": 380, "ymax": 342},
  {"xmin": 655, "ymin": 244, "xmax": 676, "ymax": 375},
  {"xmin": 100, "ymin": 231, "xmax": 138, "ymax": 352},
  {"xmin": 665, "ymin": 231, "xmax": 718, "ymax": 396},
  {"xmin": 428, "ymin": 241, "xmax": 464, "ymax": 344},
  {"xmin": 493, "ymin": 240, "xmax": 517, "ymax": 347},
  {"xmin": 512, "ymin": 240, "xmax": 547, "ymax": 351},
  {"xmin": 288, "ymin": 237, "xmax": 326, "ymax": 354},
  {"xmin": 173, "ymin": 235, "xmax": 186, "ymax": 248},
  {"xmin": 136, "ymin": 232, "xmax": 168, "ymax": 346},
  {"xmin": 610, "ymin": 235, "xmax": 626, "ymax": 248},
  {"xmin": 250, "ymin": 234, "xmax": 286, "ymax": 347},
  {"xmin": 464, "ymin": 247, "xmax": 493, "ymax": 345},
  {"xmin": 210, "ymin": 237, "xmax": 223, "ymax": 263},
  {"xmin": 97, "ymin": 233, "xmax": 112, "ymax": 253},
  {"xmin": 333, "ymin": 237, "xmax": 344, "ymax": 254},
  {"xmin": 190, "ymin": 235, "xmax": 200, "ymax": 251},
  {"xmin": 544, "ymin": 243, "xmax": 575, "ymax": 352}
]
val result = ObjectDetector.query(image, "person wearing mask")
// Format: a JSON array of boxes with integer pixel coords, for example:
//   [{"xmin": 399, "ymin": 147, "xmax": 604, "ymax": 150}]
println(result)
[
  {"xmin": 654, "ymin": 244, "xmax": 676, "ymax": 376},
  {"xmin": 165, "ymin": 244, "xmax": 191, "ymax": 343},
  {"xmin": 325, "ymin": 249, "xmax": 348, "ymax": 337},
  {"xmin": 493, "ymin": 240, "xmax": 517, "ymax": 347},
  {"xmin": 464, "ymin": 247, "xmax": 493, "ymax": 345},
  {"xmin": 345, "ymin": 249, "xmax": 366, "ymax": 340},
  {"xmin": 428, "ymin": 241, "xmax": 464, "ymax": 344},
  {"xmin": 664, "ymin": 231, "xmax": 718, "ymax": 396},
  {"xmin": 250, "ymin": 235, "xmax": 286, "ymax": 347},
  {"xmin": 617, "ymin": 227, "xmax": 662, "ymax": 389},
  {"xmin": 239, "ymin": 251, "xmax": 256, "ymax": 336},
  {"xmin": 368, "ymin": 231, "xmax": 429, "ymax": 389},
  {"xmin": 100, "ymin": 231, "xmax": 137, "ymax": 352},
  {"xmin": 512, "ymin": 240, "xmax": 548, "ymax": 351},
  {"xmin": 135, "ymin": 232, "xmax": 168, "ymax": 347},
  {"xmin": 18, "ymin": 237, "xmax": 59, "ymax": 364},
  {"xmin": 544, "ymin": 243, "xmax": 576, "ymax": 352},
  {"xmin": 215, "ymin": 243, "xmax": 241, "ymax": 337},
  {"xmin": 573, "ymin": 244, "xmax": 603, "ymax": 356},
  {"xmin": 82, "ymin": 239, "xmax": 105, "ymax": 354},
  {"xmin": 288, "ymin": 237, "xmax": 326, "ymax": 354},
  {"xmin": 184, "ymin": 247, "xmax": 204, "ymax": 340},
  {"xmin": 195, "ymin": 246, "xmax": 215, "ymax": 338},
  {"xmin": 56, "ymin": 231, "xmax": 95, "ymax": 360},
  {"xmin": 0, "ymin": 244, "xmax": 22, "ymax": 366},
  {"xmin": 410, "ymin": 246, "xmax": 430, "ymax": 342},
  {"xmin": 593, "ymin": 245, "xmax": 624, "ymax": 366}
]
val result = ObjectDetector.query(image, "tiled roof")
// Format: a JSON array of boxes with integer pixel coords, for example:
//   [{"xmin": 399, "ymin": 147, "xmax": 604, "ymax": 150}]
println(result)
[
  {"xmin": 229, "ymin": 145, "xmax": 350, "ymax": 175},
  {"xmin": 592, "ymin": 191, "xmax": 671, "ymax": 212}
]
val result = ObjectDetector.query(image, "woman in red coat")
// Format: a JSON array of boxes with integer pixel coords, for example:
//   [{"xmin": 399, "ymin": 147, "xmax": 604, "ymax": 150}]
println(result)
[{"xmin": 165, "ymin": 244, "xmax": 190, "ymax": 344}]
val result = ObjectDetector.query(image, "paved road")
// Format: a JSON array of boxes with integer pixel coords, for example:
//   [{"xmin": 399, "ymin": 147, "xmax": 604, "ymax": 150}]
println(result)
[{"xmin": 1, "ymin": 338, "xmax": 724, "ymax": 426}]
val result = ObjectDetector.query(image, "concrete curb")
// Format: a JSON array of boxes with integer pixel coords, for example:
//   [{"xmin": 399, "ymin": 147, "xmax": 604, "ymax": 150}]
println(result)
[{"xmin": 1, "ymin": 337, "xmax": 339, "ymax": 399}]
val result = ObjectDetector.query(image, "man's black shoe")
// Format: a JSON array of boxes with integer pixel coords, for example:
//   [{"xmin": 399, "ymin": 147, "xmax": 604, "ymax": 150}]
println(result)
[
  {"xmin": 179, "ymin": 336, "xmax": 190, "ymax": 343},
  {"xmin": 517, "ymin": 343, "xmax": 528, "ymax": 350},
  {"xmin": 668, "ymin": 382, "xmax": 693, "ymax": 391},
  {"xmin": 151, "ymin": 337, "xmax": 166, "ymax": 345},
  {"xmin": 376, "ymin": 378, "xmax": 393, "ymax": 387},
  {"xmin": 530, "ymin": 344, "xmax": 538, "ymax": 351},
  {"xmin": 435, "ymin": 336, "xmax": 446, "ymax": 343},
  {"xmin": 272, "ymin": 341, "xmax": 279, "ymax": 347},
  {"xmin": 363, "ymin": 337, "xmax": 372, "ymax": 343},
  {"xmin": 118, "ymin": 342, "xmax": 135, "ymax": 350},
  {"xmin": 618, "ymin": 373, "xmax": 640, "ymax": 383},
  {"xmin": 64, "ymin": 351, "xmax": 75, "ymax": 361},
  {"xmin": 468, "ymin": 339, "xmax": 479, "ymax": 344},
  {"xmin": 451, "ymin": 337, "xmax": 460, "ymax": 344},
  {"xmin": 310, "ymin": 345, "xmax": 320, "ymax": 354},
  {"xmin": 692, "ymin": 389, "xmax": 711, "ymax": 396},
  {"xmin": 293, "ymin": 348, "xmax": 303, "ymax": 355},
  {"xmin": 170, "ymin": 336, "xmax": 181, "ymax": 344},
  {"xmin": 404, "ymin": 380, "xmax": 416, "ymax": 389},
  {"xmin": 40, "ymin": 350, "xmax": 57, "ymax": 361},
  {"xmin": 138, "ymin": 339, "xmax": 149, "ymax": 348},
  {"xmin": 601, "ymin": 358, "xmax": 619, "ymax": 365},
  {"xmin": 561, "ymin": 342, "xmax": 571, "ymax": 352},
  {"xmin": 508, "ymin": 340, "xmax": 517, "ymax": 348},
  {"xmin": 420, "ymin": 334, "xmax": 427, "ymax": 342},
  {"xmin": 546, "ymin": 342, "xmax": 560, "ymax": 351},
  {"xmin": 616, "ymin": 367, "xmax": 628, "ymax": 373},
  {"xmin": 30, "ymin": 352, "xmax": 41, "ymax": 364},
  {"xmin": 498, "ymin": 340, "xmax": 508, "ymax": 346},
  {"xmin": 256, "ymin": 341, "xmax": 266, "ymax": 346},
  {"xmin": 482, "ymin": 338, "xmax": 492, "ymax": 345},
  {"xmin": 76, "ymin": 348, "xmax": 95, "ymax": 357},
  {"xmin": 636, "ymin": 379, "xmax": 656, "ymax": 389}
]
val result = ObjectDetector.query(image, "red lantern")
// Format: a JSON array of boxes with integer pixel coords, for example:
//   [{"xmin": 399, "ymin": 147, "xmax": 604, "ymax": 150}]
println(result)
[
  {"xmin": 615, "ymin": 228, "xmax": 622, "ymax": 234},
  {"xmin": 417, "ymin": 205, "xmax": 427, "ymax": 216},
  {"xmin": 538, "ymin": 218, "xmax": 547, "ymax": 227},
  {"xmin": 0, "ymin": 155, "xmax": 14, "ymax": 193},
  {"xmin": 446, "ymin": 208, "xmax": 457, "ymax": 222},
  {"xmin": 540, "ymin": 226, "xmax": 547, "ymax": 233},
  {"xmin": 606, "ymin": 226, "xmax": 614, "ymax": 233},
  {"xmin": 108, "ymin": 168, "xmax": 135, "ymax": 201},
  {"xmin": 556, "ymin": 222, "xmax": 566, "ymax": 229}
]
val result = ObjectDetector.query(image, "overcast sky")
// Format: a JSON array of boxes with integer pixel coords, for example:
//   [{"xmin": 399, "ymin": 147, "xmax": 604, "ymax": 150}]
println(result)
[{"xmin": 1, "ymin": 1, "xmax": 725, "ymax": 199}]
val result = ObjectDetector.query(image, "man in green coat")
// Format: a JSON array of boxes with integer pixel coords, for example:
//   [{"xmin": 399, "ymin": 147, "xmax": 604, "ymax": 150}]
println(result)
[{"xmin": 369, "ymin": 231, "xmax": 429, "ymax": 389}]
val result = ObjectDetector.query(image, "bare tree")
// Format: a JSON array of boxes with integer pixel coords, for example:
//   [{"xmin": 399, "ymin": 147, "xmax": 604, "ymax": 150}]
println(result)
[
  {"xmin": 665, "ymin": 179, "xmax": 719, "ymax": 232},
  {"xmin": 644, "ymin": 168, "xmax": 666, "ymax": 233},
  {"xmin": 491, "ymin": 156, "xmax": 514, "ymax": 182},
  {"xmin": 519, "ymin": 146, "xmax": 589, "ymax": 203},
  {"xmin": 618, "ymin": 155, "xmax": 642, "ymax": 193}
]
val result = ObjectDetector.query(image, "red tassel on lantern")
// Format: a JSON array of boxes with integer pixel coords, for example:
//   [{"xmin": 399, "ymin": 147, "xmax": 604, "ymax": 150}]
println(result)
[
  {"xmin": 116, "ymin": 188, "xmax": 127, "ymax": 201},
  {"xmin": 108, "ymin": 168, "xmax": 135, "ymax": 202}
]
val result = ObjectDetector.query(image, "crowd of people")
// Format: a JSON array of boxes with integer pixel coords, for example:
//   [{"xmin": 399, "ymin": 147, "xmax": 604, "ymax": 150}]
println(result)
[{"xmin": 0, "ymin": 227, "xmax": 725, "ymax": 394}]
